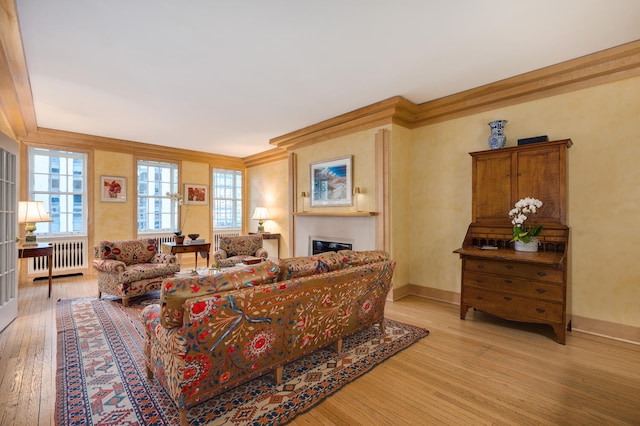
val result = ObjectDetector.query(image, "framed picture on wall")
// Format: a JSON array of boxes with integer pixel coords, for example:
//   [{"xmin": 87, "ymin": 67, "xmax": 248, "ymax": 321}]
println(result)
[
  {"xmin": 100, "ymin": 176, "xmax": 126, "ymax": 202},
  {"xmin": 310, "ymin": 156, "xmax": 352, "ymax": 207},
  {"xmin": 184, "ymin": 183, "xmax": 208, "ymax": 205}
]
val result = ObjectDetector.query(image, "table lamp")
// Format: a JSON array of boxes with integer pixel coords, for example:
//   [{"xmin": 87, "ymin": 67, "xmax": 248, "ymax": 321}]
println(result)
[
  {"xmin": 251, "ymin": 207, "xmax": 270, "ymax": 233},
  {"xmin": 18, "ymin": 201, "xmax": 53, "ymax": 246}
]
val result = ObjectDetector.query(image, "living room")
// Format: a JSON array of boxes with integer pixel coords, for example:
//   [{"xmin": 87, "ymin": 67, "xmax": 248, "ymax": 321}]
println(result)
[{"xmin": 1, "ymin": 1, "xmax": 640, "ymax": 425}]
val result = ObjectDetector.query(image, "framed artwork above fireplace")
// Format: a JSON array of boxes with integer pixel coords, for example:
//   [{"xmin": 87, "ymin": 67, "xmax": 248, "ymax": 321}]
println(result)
[{"xmin": 310, "ymin": 156, "xmax": 352, "ymax": 207}]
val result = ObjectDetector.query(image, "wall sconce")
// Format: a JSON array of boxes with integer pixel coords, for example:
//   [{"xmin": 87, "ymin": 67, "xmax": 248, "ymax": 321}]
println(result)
[
  {"xmin": 353, "ymin": 187, "xmax": 361, "ymax": 212},
  {"xmin": 251, "ymin": 207, "xmax": 270, "ymax": 233},
  {"xmin": 300, "ymin": 191, "xmax": 309, "ymax": 212},
  {"xmin": 18, "ymin": 201, "xmax": 53, "ymax": 246}
]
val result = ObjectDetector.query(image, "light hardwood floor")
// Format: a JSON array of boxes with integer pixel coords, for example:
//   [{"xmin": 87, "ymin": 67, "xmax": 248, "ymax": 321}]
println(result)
[{"xmin": 1, "ymin": 274, "xmax": 639, "ymax": 425}]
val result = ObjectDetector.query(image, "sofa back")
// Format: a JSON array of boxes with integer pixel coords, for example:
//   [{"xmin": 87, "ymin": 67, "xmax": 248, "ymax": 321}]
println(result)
[
  {"xmin": 160, "ymin": 260, "xmax": 280, "ymax": 328},
  {"xmin": 219, "ymin": 235, "xmax": 263, "ymax": 257},
  {"xmin": 159, "ymin": 250, "xmax": 390, "ymax": 328},
  {"xmin": 277, "ymin": 250, "xmax": 389, "ymax": 281},
  {"xmin": 94, "ymin": 238, "xmax": 157, "ymax": 265}
]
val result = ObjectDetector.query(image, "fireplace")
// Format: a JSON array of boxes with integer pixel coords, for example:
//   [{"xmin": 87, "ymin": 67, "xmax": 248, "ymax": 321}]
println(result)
[
  {"xmin": 310, "ymin": 236, "xmax": 354, "ymax": 255},
  {"xmin": 294, "ymin": 215, "xmax": 375, "ymax": 257}
]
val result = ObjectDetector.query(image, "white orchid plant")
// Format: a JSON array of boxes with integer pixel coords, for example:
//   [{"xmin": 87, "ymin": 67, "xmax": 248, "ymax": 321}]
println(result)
[
  {"xmin": 166, "ymin": 191, "xmax": 190, "ymax": 236},
  {"xmin": 508, "ymin": 197, "xmax": 543, "ymax": 243}
]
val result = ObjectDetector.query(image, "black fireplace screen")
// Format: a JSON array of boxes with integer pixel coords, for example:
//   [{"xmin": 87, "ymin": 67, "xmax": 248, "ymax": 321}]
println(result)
[{"xmin": 311, "ymin": 239, "xmax": 353, "ymax": 255}]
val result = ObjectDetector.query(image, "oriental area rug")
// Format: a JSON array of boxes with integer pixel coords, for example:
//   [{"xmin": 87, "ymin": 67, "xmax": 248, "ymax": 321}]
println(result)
[{"xmin": 55, "ymin": 294, "xmax": 429, "ymax": 425}]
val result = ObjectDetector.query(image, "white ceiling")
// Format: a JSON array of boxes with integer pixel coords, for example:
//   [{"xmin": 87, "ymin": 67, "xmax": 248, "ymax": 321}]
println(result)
[{"xmin": 16, "ymin": 1, "xmax": 640, "ymax": 158}]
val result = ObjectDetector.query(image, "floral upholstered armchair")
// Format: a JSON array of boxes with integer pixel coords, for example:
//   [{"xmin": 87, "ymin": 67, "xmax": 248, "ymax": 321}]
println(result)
[
  {"xmin": 213, "ymin": 234, "xmax": 268, "ymax": 267},
  {"xmin": 92, "ymin": 238, "xmax": 180, "ymax": 306}
]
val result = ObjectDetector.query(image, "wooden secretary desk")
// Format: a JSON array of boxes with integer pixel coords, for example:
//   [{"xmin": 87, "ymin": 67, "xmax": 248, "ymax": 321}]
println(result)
[{"xmin": 454, "ymin": 139, "xmax": 572, "ymax": 344}]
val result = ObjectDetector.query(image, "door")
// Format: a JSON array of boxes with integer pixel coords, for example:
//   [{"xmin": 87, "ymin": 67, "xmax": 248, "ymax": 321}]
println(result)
[
  {"xmin": 0, "ymin": 135, "xmax": 18, "ymax": 332},
  {"xmin": 472, "ymin": 150, "xmax": 512, "ymax": 223}
]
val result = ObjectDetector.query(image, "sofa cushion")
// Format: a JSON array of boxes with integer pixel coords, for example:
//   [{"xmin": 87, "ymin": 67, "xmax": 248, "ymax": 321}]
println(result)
[
  {"xmin": 338, "ymin": 250, "xmax": 389, "ymax": 267},
  {"xmin": 118, "ymin": 262, "xmax": 180, "ymax": 285},
  {"xmin": 277, "ymin": 251, "xmax": 344, "ymax": 281},
  {"xmin": 96, "ymin": 238, "xmax": 157, "ymax": 265},
  {"xmin": 160, "ymin": 260, "xmax": 280, "ymax": 328}
]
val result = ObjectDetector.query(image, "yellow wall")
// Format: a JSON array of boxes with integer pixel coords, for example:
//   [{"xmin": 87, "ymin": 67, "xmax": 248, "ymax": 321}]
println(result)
[
  {"xmin": 389, "ymin": 125, "xmax": 413, "ymax": 289},
  {"xmin": 409, "ymin": 75, "xmax": 640, "ymax": 327},
  {"xmin": 293, "ymin": 128, "xmax": 381, "ymax": 215},
  {"xmin": 92, "ymin": 152, "xmax": 212, "ymax": 248},
  {"xmin": 93, "ymin": 150, "xmax": 135, "ymax": 242},
  {"xmin": 181, "ymin": 160, "xmax": 211, "ymax": 239},
  {"xmin": 247, "ymin": 158, "xmax": 290, "ymax": 258},
  {"xmin": 256, "ymin": 75, "xmax": 640, "ymax": 329}
]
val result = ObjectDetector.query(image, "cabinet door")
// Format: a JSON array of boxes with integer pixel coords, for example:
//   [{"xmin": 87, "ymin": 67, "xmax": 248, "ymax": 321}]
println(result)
[
  {"xmin": 472, "ymin": 151, "xmax": 512, "ymax": 223},
  {"xmin": 516, "ymin": 145, "xmax": 565, "ymax": 224}
]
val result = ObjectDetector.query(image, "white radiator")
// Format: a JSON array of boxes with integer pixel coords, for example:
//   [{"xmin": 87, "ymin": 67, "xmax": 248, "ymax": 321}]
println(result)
[
  {"xmin": 27, "ymin": 237, "xmax": 88, "ymax": 276},
  {"xmin": 213, "ymin": 230, "xmax": 240, "ymax": 251}
]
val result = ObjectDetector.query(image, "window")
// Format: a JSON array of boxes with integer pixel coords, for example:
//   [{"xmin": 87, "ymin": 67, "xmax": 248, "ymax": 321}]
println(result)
[
  {"xmin": 28, "ymin": 148, "xmax": 87, "ymax": 235},
  {"xmin": 212, "ymin": 169, "xmax": 242, "ymax": 229},
  {"xmin": 137, "ymin": 160, "xmax": 179, "ymax": 233}
]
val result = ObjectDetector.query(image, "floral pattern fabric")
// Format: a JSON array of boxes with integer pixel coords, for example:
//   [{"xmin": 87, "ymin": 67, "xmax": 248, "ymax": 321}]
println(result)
[
  {"xmin": 213, "ymin": 235, "xmax": 269, "ymax": 267},
  {"xmin": 92, "ymin": 238, "xmax": 180, "ymax": 305},
  {"xmin": 159, "ymin": 260, "xmax": 280, "ymax": 328},
  {"xmin": 277, "ymin": 251, "xmax": 344, "ymax": 281},
  {"xmin": 142, "ymin": 251, "xmax": 394, "ymax": 413}
]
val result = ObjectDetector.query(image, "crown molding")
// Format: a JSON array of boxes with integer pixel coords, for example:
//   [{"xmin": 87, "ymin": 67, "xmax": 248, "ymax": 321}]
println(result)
[
  {"xmin": 243, "ymin": 147, "xmax": 288, "ymax": 167},
  {"xmin": 270, "ymin": 96, "xmax": 417, "ymax": 150},
  {"xmin": 270, "ymin": 40, "xmax": 640, "ymax": 151},
  {"xmin": 0, "ymin": 0, "xmax": 37, "ymax": 139},
  {"xmin": 23, "ymin": 127, "xmax": 245, "ymax": 169},
  {"xmin": 411, "ymin": 40, "xmax": 640, "ymax": 127}
]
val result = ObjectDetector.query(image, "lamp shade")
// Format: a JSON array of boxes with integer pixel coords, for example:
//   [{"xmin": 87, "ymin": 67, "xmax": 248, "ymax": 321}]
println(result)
[
  {"xmin": 252, "ymin": 207, "xmax": 269, "ymax": 233},
  {"xmin": 251, "ymin": 207, "xmax": 270, "ymax": 221},
  {"xmin": 18, "ymin": 201, "xmax": 53, "ymax": 224}
]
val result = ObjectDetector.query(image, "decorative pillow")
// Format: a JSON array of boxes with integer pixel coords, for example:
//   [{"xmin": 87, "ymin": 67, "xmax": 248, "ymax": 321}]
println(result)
[
  {"xmin": 96, "ymin": 238, "xmax": 157, "ymax": 265},
  {"xmin": 338, "ymin": 250, "xmax": 389, "ymax": 267},
  {"xmin": 277, "ymin": 251, "xmax": 344, "ymax": 281},
  {"xmin": 160, "ymin": 260, "xmax": 280, "ymax": 328}
]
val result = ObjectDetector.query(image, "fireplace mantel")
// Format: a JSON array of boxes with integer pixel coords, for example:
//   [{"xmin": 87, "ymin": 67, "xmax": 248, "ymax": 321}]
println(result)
[{"xmin": 293, "ymin": 211, "xmax": 377, "ymax": 217}]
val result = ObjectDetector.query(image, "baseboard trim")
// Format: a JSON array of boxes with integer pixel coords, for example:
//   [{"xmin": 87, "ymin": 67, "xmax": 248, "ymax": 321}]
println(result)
[
  {"xmin": 392, "ymin": 285, "xmax": 640, "ymax": 345},
  {"xmin": 571, "ymin": 315, "xmax": 640, "ymax": 345},
  {"xmin": 390, "ymin": 284, "xmax": 460, "ymax": 305}
]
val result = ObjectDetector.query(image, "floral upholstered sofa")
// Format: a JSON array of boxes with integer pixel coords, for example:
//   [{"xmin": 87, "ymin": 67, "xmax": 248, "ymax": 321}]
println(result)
[
  {"xmin": 92, "ymin": 238, "xmax": 180, "ymax": 306},
  {"xmin": 141, "ymin": 250, "xmax": 394, "ymax": 425}
]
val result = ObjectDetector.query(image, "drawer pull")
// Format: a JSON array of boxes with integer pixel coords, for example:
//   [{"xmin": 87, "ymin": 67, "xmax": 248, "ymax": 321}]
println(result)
[
  {"xmin": 504, "ymin": 296, "xmax": 512, "ymax": 301},
  {"xmin": 505, "ymin": 265, "xmax": 514, "ymax": 270},
  {"xmin": 536, "ymin": 288, "xmax": 546, "ymax": 294},
  {"xmin": 536, "ymin": 308, "xmax": 545, "ymax": 313},
  {"xmin": 475, "ymin": 296, "xmax": 483, "ymax": 300},
  {"xmin": 536, "ymin": 271, "xmax": 547, "ymax": 277},
  {"xmin": 476, "ymin": 264, "xmax": 485, "ymax": 270},
  {"xmin": 504, "ymin": 279, "xmax": 513, "ymax": 284}
]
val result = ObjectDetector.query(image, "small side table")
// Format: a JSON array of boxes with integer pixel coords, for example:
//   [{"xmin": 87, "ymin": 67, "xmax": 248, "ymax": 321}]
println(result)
[
  {"xmin": 18, "ymin": 243, "xmax": 53, "ymax": 297},
  {"xmin": 163, "ymin": 242, "xmax": 211, "ymax": 268},
  {"xmin": 250, "ymin": 232, "xmax": 281, "ymax": 258}
]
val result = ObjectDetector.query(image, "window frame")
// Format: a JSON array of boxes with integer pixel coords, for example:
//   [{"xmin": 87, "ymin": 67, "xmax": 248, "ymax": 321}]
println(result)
[
  {"xmin": 212, "ymin": 168, "xmax": 243, "ymax": 230},
  {"xmin": 28, "ymin": 147, "xmax": 88, "ymax": 236},
  {"xmin": 136, "ymin": 159, "xmax": 179, "ymax": 234}
]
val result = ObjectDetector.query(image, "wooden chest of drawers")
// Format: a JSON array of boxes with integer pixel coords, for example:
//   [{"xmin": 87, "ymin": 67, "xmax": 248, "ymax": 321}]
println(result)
[{"xmin": 455, "ymin": 244, "xmax": 570, "ymax": 344}]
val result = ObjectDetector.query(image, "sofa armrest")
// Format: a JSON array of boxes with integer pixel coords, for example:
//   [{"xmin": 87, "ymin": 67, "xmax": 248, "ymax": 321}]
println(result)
[
  {"xmin": 255, "ymin": 248, "xmax": 268, "ymax": 259},
  {"xmin": 213, "ymin": 249, "xmax": 228, "ymax": 262},
  {"xmin": 151, "ymin": 253, "xmax": 178, "ymax": 264},
  {"xmin": 92, "ymin": 258, "xmax": 126, "ymax": 273}
]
